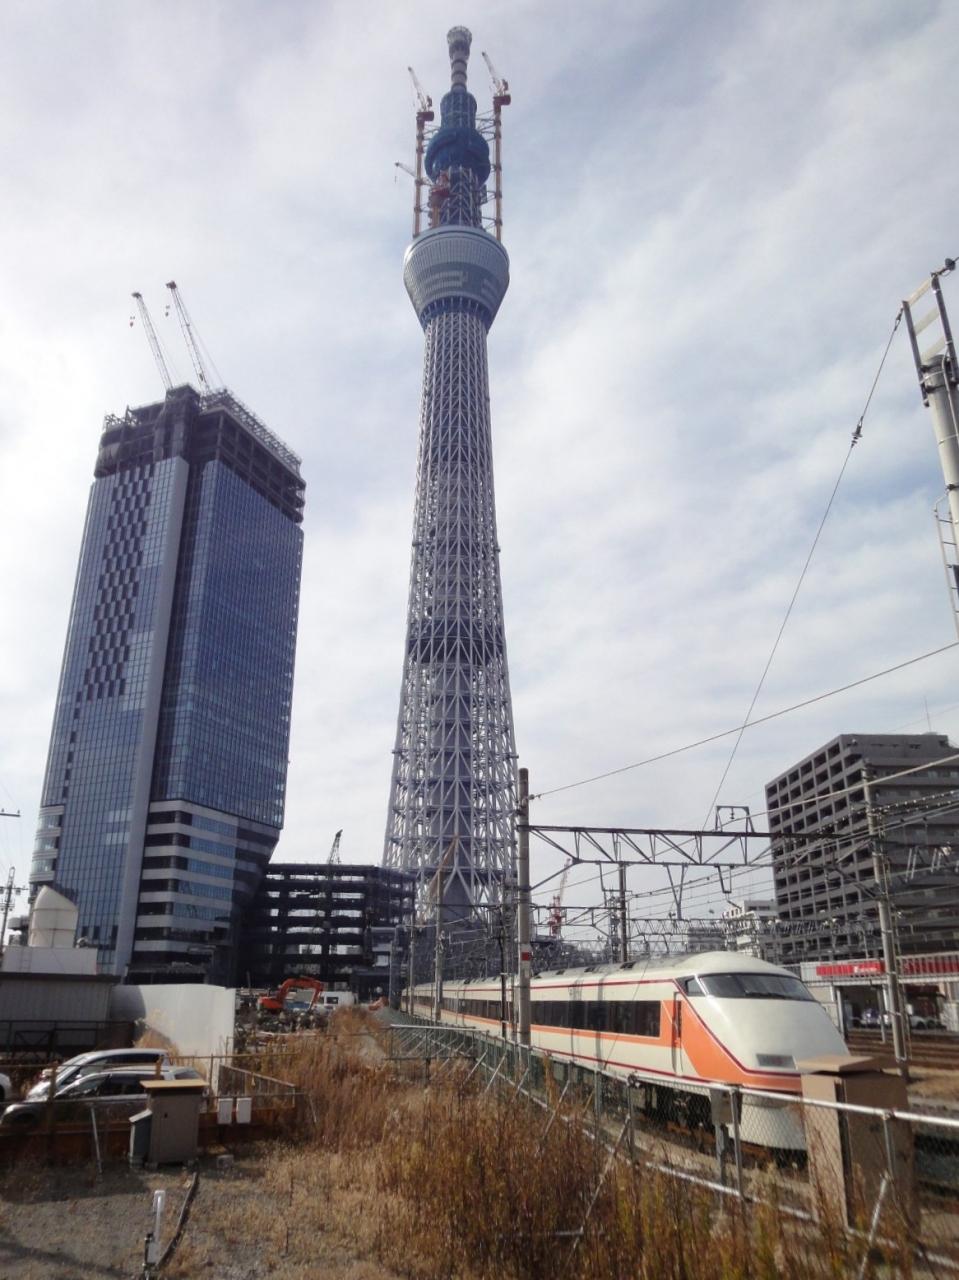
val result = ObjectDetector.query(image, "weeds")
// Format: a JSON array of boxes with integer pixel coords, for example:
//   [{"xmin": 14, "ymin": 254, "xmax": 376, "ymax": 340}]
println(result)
[{"xmin": 159, "ymin": 1014, "xmax": 940, "ymax": 1278}]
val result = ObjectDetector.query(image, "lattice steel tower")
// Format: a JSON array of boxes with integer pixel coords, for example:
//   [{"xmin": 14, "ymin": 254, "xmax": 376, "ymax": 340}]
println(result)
[{"xmin": 383, "ymin": 27, "xmax": 517, "ymax": 918}]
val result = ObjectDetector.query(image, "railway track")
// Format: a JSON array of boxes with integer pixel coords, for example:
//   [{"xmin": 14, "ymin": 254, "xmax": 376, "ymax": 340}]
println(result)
[{"xmin": 846, "ymin": 1030, "xmax": 959, "ymax": 1070}]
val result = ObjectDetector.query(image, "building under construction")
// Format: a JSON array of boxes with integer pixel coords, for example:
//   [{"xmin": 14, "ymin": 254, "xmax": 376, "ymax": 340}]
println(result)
[
  {"xmin": 240, "ymin": 863, "xmax": 414, "ymax": 995},
  {"xmin": 30, "ymin": 285, "xmax": 305, "ymax": 983},
  {"xmin": 383, "ymin": 28, "xmax": 519, "ymax": 924}
]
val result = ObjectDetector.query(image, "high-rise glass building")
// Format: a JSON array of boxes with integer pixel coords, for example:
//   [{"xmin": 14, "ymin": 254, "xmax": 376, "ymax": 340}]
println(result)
[{"xmin": 31, "ymin": 385, "xmax": 304, "ymax": 981}]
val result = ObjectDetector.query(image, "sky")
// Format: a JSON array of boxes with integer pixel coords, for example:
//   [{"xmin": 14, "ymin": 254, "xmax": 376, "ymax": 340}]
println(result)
[{"xmin": 1, "ymin": 0, "xmax": 958, "ymax": 943}]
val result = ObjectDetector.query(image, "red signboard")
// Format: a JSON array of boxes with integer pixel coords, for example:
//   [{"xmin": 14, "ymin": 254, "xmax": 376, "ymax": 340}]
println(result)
[
  {"xmin": 815, "ymin": 952, "xmax": 959, "ymax": 980},
  {"xmin": 815, "ymin": 960, "xmax": 883, "ymax": 978}
]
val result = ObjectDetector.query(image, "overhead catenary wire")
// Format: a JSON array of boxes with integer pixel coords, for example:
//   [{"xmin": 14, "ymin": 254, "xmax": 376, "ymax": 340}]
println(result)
[
  {"xmin": 530, "ymin": 758, "xmax": 959, "ymax": 923},
  {"xmin": 531, "ymin": 308, "xmax": 912, "ymax": 807},
  {"xmin": 700, "ymin": 306, "xmax": 905, "ymax": 825},
  {"xmin": 531, "ymin": 640, "xmax": 959, "ymax": 800}
]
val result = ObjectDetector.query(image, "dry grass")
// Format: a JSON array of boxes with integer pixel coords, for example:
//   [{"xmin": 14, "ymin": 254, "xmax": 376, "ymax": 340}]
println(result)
[
  {"xmin": 133, "ymin": 1025, "xmax": 179, "ymax": 1052},
  {"xmin": 167, "ymin": 1014, "xmax": 928, "ymax": 1280}
]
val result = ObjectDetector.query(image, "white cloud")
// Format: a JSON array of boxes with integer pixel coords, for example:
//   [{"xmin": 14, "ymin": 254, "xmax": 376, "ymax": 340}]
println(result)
[{"xmin": 2, "ymin": 0, "xmax": 958, "ymax": 939}]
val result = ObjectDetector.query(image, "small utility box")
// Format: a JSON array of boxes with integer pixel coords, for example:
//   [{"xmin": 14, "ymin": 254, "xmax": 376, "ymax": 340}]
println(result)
[
  {"xmin": 798, "ymin": 1054, "xmax": 916, "ymax": 1229},
  {"xmin": 141, "ymin": 1079, "xmax": 206, "ymax": 1166}
]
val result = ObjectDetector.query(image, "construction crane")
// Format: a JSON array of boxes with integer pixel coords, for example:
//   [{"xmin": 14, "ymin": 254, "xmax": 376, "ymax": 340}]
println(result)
[
  {"xmin": 406, "ymin": 65, "xmax": 434, "ymax": 239},
  {"xmin": 408, "ymin": 66, "xmax": 432, "ymax": 115},
  {"xmin": 165, "ymin": 280, "xmax": 219, "ymax": 393},
  {"xmin": 131, "ymin": 292, "xmax": 173, "ymax": 391},
  {"xmin": 327, "ymin": 830, "xmax": 343, "ymax": 865},
  {"xmin": 480, "ymin": 51, "xmax": 511, "ymax": 242},
  {"xmin": 481, "ymin": 50, "xmax": 509, "ymax": 99},
  {"xmin": 548, "ymin": 858, "xmax": 572, "ymax": 937}
]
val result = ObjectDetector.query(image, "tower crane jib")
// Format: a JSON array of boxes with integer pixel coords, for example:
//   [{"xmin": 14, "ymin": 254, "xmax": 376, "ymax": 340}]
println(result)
[
  {"xmin": 328, "ymin": 830, "xmax": 343, "ymax": 865},
  {"xmin": 407, "ymin": 66, "xmax": 432, "ymax": 114},
  {"xmin": 165, "ymin": 280, "xmax": 218, "ymax": 394},
  {"xmin": 481, "ymin": 51, "xmax": 509, "ymax": 97},
  {"xmin": 131, "ymin": 292, "xmax": 173, "ymax": 391}
]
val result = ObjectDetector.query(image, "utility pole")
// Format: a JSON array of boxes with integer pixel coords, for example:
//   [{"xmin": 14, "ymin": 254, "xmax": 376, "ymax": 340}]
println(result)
[
  {"xmin": 0, "ymin": 808, "xmax": 23, "ymax": 958},
  {"xmin": 497, "ymin": 907, "xmax": 509, "ymax": 1038},
  {"xmin": 407, "ymin": 927, "xmax": 416, "ymax": 1017},
  {"xmin": 433, "ymin": 890, "xmax": 444, "ymax": 1024},
  {"xmin": 862, "ymin": 769, "xmax": 908, "ymax": 1080},
  {"xmin": 0, "ymin": 867, "xmax": 25, "ymax": 956},
  {"xmin": 902, "ymin": 260, "xmax": 959, "ymax": 632},
  {"xmin": 617, "ymin": 863, "xmax": 629, "ymax": 963},
  {"xmin": 388, "ymin": 923, "xmax": 403, "ymax": 1010},
  {"xmin": 516, "ymin": 767, "xmax": 532, "ymax": 1047},
  {"xmin": 428, "ymin": 835, "xmax": 457, "ymax": 1024}
]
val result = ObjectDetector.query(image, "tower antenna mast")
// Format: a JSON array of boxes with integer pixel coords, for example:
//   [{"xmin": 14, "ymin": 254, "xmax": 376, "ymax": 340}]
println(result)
[
  {"xmin": 165, "ymin": 280, "xmax": 218, "ymax": 393},
  {"xmin": 131, "ymin": 292, "xmax": 174, "ymax": 391}
]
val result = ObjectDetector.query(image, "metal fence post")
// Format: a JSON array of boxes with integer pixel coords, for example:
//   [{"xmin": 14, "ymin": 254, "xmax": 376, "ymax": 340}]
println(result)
[
  {"xmin": 626, "ymin": 1082, "xmax": 636, "ymax": 1163},
  {"xmin": 731, "ymin": 1087, "xmax": 744, "ymax": 1203}
]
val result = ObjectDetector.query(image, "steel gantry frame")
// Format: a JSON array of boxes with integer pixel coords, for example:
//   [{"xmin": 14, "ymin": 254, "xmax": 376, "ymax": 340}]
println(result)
[
  {"xmin": 527, "ymin": 824, "xmax": 773, "ymax": 918},
  {"xmin": 383, "ymin": 28, "xmax": 517, "ymax": 918}
]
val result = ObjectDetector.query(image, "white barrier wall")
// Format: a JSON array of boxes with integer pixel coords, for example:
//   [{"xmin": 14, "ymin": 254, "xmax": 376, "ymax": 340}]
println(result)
[{"xmin": 110, "ymin": 984, "xmax": 235, "ymax": 1056}]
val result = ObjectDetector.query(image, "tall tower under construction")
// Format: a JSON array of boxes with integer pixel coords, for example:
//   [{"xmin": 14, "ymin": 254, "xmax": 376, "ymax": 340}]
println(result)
[{"xmin": 383, "ymin": 27, "xmax": 518, "ymax": 919}]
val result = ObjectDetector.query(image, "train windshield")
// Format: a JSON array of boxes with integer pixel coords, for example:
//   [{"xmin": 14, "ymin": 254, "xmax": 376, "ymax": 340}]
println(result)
[{"xmin": 686, "ymin": 973, "xmax": 814, "ymax": 1001}]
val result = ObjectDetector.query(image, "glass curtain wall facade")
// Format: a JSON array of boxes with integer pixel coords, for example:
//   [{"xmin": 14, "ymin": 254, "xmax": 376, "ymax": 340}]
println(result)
[{"xmin": 32, "ymin": 385, "xmax": 304, "ymax": 981}]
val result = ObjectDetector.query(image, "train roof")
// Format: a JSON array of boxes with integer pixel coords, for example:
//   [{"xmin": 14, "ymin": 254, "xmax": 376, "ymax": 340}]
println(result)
[
  {"xmin": 534, "ymin": 951, "xmax": 794, "ymax": 981},
  {"xmin": 442, "ymin": 951, "xmax": 796, "ymax": 989}
]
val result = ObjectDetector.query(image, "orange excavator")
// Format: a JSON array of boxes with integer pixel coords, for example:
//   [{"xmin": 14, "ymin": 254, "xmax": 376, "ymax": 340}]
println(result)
[{"xmin": 258, "ymin": 977, "xmax": 326, "ymax": 1015}]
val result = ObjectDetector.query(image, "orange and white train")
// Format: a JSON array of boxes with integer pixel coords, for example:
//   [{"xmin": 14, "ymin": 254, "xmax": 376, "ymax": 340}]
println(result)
[{"xmin": 413, "ymin": 950, "xmax": 846, "ymax": 1147}]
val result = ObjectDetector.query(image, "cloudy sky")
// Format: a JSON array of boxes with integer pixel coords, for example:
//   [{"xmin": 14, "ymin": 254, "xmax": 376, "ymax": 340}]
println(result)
[{"xmin": 1, "ymin": 0, "xmax": 958, "ymax": 941}]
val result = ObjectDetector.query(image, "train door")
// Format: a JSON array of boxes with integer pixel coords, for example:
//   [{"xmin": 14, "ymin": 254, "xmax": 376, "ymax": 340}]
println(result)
[
  {"xmin": 670, "ymin": 993, "xmax": 684, "ymax": 1076},
  {"xmin": 569, "ymin": 980, "xmax": 585, "ymax": 1074}
]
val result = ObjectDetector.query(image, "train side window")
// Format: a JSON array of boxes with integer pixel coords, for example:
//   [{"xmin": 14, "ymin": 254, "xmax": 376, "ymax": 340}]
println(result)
[
  {"xmin": 634, "ymin": 1001, "xmax": 661, "ymax": 1036},
  {"xmin": 569, "ymin": 999, "xmax": 585, "ymax": 1030},
  {"xmin": 588, "ymin": 1002, "xmax": 607, "ymax": 1032},
  {"xmin": 613, "ymin": 1001, "xmax": 632, "ymax": 1034}
]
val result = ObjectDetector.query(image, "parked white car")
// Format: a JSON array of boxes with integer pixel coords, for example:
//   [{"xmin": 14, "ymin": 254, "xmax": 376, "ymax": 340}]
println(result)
[
  {"xmin": 24, "ymin": 1048, "xmax": 170, "ymax": 1100},
  {"xmin": 3, "ymin": 1064, "xmax": 202, "ymax": 1130}
]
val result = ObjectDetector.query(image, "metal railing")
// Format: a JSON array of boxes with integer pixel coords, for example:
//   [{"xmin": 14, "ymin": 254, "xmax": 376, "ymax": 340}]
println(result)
[{"xmin": 388, "ymin": 1016, "xmax": 959, "ymax": 1269}]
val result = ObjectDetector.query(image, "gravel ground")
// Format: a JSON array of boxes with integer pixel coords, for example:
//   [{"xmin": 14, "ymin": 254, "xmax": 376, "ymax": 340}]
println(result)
[
  {"xmin": 0, "ymin": 1149, "xmax": 400, "ymax": 1280},
  {"xmin": 0, "ymin": 1163, "xmax": 193, "ymax": 1279}
]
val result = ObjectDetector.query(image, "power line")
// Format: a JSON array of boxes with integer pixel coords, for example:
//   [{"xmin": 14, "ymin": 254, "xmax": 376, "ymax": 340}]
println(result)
[
  {"xmin": 532, "ymin": 641, "xmax": 959, "ymax": 800},
  {"xmin": 698, "ymin": 308, "xmax": 903, "ymax": 825}
]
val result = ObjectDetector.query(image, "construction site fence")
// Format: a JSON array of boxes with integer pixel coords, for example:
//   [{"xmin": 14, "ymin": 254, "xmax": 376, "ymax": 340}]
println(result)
[
  {"xmin": 383, "ymin": 1019, "xmax": 959, "ymax": 1270},
  {"xmin": 0, "ymin": 1072, "xmax": 305, "ymax": 1168},
  {"xmin": 0, "ymin": 1047, "xmax": 313, "ymax": 1099},
  {"xmin": 0, "ymin": 1019, "xmax": 134, "ymax": 1059}
]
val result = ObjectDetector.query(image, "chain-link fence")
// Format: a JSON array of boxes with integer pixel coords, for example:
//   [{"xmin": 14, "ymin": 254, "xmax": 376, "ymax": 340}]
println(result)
[{"xmin": 385, "ymin": 1015, "xmax": 959, "ymax": 1269}]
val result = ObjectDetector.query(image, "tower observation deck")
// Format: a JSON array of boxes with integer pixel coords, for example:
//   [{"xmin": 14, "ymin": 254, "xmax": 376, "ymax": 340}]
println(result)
[{"xmin": 383, "ymin": 27, "xmax": 518, "ymax": 921}]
